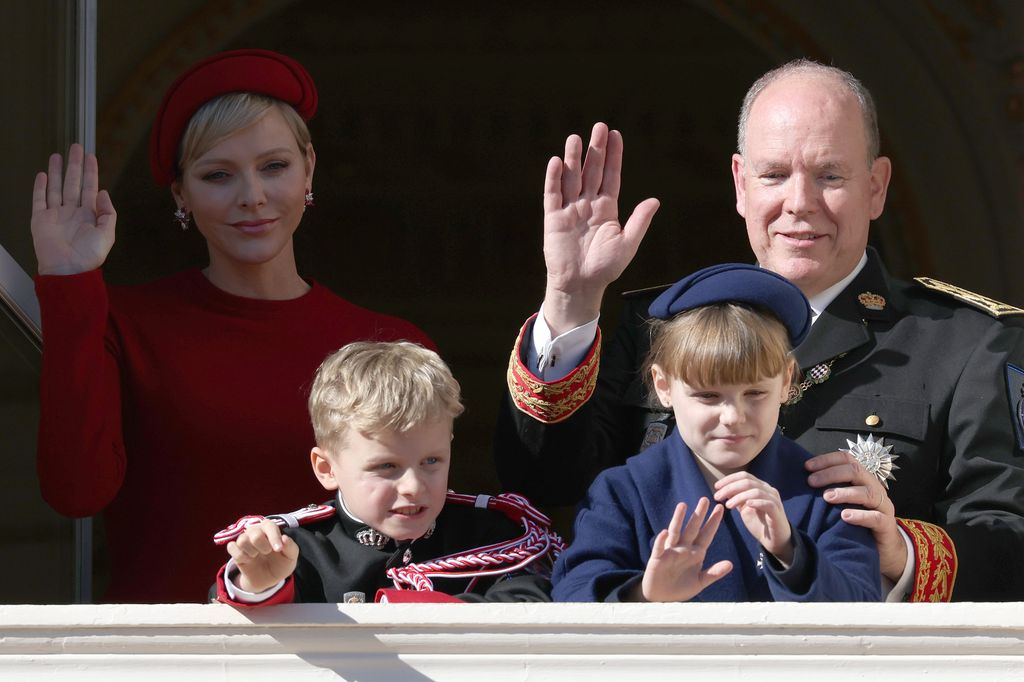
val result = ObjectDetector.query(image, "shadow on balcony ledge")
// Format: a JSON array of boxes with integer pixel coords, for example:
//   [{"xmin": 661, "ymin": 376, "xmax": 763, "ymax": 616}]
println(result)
[{"xmin": 2, "ymin": 602, "xmax": 1023, "ymax": 680}]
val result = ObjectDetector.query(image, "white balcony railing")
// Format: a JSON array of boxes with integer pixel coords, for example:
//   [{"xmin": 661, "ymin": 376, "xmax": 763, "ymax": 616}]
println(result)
[{"xmin": 2, "ymin": 602, "xmax": 1023, "ymax": 680}]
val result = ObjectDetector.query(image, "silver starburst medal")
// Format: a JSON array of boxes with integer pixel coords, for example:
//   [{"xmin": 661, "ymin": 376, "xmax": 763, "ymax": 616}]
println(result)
[{"xmin": 841, "ymin": 433, "xmax": 899, "ymax": 488}]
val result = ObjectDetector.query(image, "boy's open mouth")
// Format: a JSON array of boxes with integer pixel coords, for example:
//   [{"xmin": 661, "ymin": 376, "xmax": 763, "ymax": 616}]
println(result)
[{"xmin": 391, "ymin": 506, "xmax": 425, "ymax": 517}]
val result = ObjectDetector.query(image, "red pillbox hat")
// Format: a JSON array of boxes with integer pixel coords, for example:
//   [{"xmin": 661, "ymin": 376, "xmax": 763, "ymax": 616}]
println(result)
[{"xmin": 148, "ymin": 48, "xmax": 318, "ymax": 186}]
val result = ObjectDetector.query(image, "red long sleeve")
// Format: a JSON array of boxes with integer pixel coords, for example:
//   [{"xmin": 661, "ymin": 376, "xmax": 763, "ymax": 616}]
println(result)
[
  {"xmin": 35, "ymin": 269, "xmax": 433, "ymax": 602},
  {"xmin": 36, "ymin": 270, "xmax": 126, "ymax": 517}
]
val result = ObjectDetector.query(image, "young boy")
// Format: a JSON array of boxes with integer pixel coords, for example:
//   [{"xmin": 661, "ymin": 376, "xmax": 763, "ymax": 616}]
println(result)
[
  {"xmin": 552, "ymin": 264, "xmax": 881, "ymax": 603},
  {"xmin": 213, "ymin": 341, "xmax": 558, "ymax": 605}
]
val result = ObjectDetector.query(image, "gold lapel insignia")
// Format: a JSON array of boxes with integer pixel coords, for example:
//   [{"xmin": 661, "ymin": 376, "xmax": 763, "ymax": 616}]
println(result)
[
  {"xmin": 842, "ymin": 434, "xmax": 900, "ymax": 488},
  {"xmin": 857, "ymin": 292, "xmax": 886, "ymax": 311}
]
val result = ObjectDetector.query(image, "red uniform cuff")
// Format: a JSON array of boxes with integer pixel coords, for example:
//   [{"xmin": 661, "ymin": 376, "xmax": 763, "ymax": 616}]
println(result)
[
  {"xmin": 506, "ymin": 314, "xmax": 601, "ymax": 424},
  {"xmin": 896, "ymin": 518, "xmax": 958, "ymax": 602},
  {"xmin": 214, "ymin": 563, "xmax": 295, "ymax": 606}
]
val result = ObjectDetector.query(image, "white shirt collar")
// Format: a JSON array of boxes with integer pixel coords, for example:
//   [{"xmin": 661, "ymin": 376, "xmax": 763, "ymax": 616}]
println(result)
[
  {"xmin": 807, "ymin": 252, "xmax": 868, "ymax": 324},
  {"xmin": 336, "ymin": 491, "xmax": 366, "ymax": 524}
]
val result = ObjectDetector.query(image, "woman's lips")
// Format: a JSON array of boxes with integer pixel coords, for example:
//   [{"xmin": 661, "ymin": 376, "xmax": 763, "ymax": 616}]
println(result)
[{"xmin": 231, "ymin": 218, "xmax": 276, "ymax": 234}]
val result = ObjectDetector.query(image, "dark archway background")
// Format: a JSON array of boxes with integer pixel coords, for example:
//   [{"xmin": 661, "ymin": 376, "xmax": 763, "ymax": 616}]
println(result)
[{"xmin": 97, "ymin": 0, "xmax": 1024, "ymax": 528}]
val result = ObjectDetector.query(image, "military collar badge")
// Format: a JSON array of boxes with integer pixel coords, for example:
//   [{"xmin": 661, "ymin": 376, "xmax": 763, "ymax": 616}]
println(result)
[
  {"xmin": 356, "ymin": 522, "xmax": 435, "ymax": 550},
  {"xmin": 355, "ymin": 527, "xmax": 391, "ymax": 549},
  {"xmin": 857, "ymin": 292, "xmax": 886, "ymax": 311},
  {"xmin": 842, "ymin": 433, "xmax": 899, "ymax": 488}
]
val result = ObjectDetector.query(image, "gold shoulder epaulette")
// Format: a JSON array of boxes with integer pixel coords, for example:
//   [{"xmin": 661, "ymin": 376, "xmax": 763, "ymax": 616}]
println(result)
[
  {"xmin": 621, "ymin": 283, "xmax": 671, "ymax": 299},
  {"xmin": 914, "ymin": 277, "xmax": 1024, "ymax": 318}
]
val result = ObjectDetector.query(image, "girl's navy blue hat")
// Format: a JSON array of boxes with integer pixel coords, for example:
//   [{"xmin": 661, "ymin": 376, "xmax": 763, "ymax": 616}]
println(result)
[{"xmin": 648, "ymin": 263, "xmax": 812, "ymax": 346}]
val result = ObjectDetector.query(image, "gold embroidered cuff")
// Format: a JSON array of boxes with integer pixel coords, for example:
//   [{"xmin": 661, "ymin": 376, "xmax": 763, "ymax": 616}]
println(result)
[
  {"xmin": 507, "ymin": 314, "xmax": 601, "ymax": 424},
  {"xmin": 896, "ymin": 517, "xmax": 958, "ymax": 602}
]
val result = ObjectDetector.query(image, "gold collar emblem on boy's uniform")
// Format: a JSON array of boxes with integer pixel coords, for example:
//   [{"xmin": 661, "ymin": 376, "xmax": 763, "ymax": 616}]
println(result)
[
  {"xmin": 857, "ymin": 292, "xmax": 886, "ymax": 311},
  {"xmin": 842, "ymin": 433, "xmax": 900, "ymax": 488}
]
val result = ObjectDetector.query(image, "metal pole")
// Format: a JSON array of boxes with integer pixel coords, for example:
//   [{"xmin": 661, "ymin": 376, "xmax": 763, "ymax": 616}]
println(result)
[{"xmin": 73, "ymin": 0, "xmax": 97, "ymax": 605}]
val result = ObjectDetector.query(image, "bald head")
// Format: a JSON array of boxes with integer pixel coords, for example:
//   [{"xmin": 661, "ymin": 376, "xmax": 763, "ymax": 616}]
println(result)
[{"xmin": 737, "ymin": 60, "xmax": 880, "ymax": 166}]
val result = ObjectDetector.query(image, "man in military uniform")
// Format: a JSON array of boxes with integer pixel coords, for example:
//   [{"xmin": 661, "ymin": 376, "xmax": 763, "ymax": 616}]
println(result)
[{"xmin": 497, "ymin": 59, "xmax": 1024, "ymax": 602}]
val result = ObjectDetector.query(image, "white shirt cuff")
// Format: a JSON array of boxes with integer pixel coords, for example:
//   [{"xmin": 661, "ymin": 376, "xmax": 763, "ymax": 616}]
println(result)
[
  {"xmin": 883, "ymin": 526, "xmax": 916, "ymax": 602},
  {"xmin": 223, "ymin": 558, "xmax": 287, "ymax": 603},
  {"xmin": 528, "ymin": 303, "xmax": 599, "ymax": 380}
]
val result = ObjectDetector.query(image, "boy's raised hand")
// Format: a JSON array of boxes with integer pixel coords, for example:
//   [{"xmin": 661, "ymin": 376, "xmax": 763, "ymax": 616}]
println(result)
[
  {"xmin": 31, "ymin": 143, "xmax": 117, "ymax": 276},
  {"xmin": 226, "ymin": 519, "xmax": 299, "ymax": 593},
  {"xmin": 714, "ymin": 472, "xmax": 794, "ymax": 565},
  {"xmin": 641, "ymin": 497, "xmax": 732, "ymax": 602}
]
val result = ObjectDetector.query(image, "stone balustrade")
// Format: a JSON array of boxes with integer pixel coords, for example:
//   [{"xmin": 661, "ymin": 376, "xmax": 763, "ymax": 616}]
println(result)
[{"xmin": 2, "ymin": 602, "xmax": 1023, "ymax": 680}]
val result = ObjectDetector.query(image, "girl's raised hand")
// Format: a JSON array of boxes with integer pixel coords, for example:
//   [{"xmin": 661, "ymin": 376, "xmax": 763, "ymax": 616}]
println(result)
[
  {"xmin": 641, "ymin": 497, "xmax": 732, "ymax": 602},
  {"xmin": 714, "ymin": 471, "xmax": 794, "ymax": 565}
]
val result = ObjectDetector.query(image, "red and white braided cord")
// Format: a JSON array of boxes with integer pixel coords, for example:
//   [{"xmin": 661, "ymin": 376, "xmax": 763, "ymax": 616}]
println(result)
[
  {"xmin": 213, "ymin": 515, "xmax": 267, "ymax": 545},
  {"xmin": 386, "ymin": 517, "xmax": 564, "ymax": 591}
]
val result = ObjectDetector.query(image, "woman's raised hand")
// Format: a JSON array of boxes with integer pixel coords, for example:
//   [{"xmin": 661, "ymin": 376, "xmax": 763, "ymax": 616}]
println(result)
[{"xmin": 31, "ymin": 143, "xmax": 117, "ymax": 276}]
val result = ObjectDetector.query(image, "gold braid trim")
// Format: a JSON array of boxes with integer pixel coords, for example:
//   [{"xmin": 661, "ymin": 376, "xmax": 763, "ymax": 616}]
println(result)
[
  {"xmin": 914, "ymin": 277, "xmax": 1024, "ymax": 318},
  {"xmin": 896, "ymin": 518, "xmax": 958, "ymax": 602},
  {"xmin": 506, "ymin": 314, "xmax": 601, "ymax": 424}
]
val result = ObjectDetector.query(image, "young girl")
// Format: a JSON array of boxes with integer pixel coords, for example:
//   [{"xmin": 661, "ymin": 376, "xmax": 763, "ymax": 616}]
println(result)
[{"xmin": 551, "ymin": 263, "xmax": 881, "ymax": 602}]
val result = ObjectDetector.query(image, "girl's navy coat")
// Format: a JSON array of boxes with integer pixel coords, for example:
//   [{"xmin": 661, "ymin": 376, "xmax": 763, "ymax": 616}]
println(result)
[{"xmin": 552, "ymin": 430, "xmax": 882, "ymax": 602}]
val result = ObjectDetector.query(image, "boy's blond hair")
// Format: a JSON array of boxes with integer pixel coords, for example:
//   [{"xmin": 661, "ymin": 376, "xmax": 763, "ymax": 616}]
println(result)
[
  {"xmin": 645, "ymin": 303, "xmax": 793, "ymax": 388},
  {"xmin": 308, "ymin": 341, "xmax": 464, "ymax": 449},
  {"xmin": 176, "ymin": 92, "xmax": 312, "ymax": 179}
]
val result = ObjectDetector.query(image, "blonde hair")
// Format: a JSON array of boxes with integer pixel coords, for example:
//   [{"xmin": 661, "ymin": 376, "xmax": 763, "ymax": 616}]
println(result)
[
  {"xmin": 308, "ymin": 341, "xmax": 464, "ymax": 449},
  {"xmin": 645, "ymin": 304, "xmax": 793, "ymax": 389},
  {"xmin": 175, "ymin": 92, "xmax": 311, "ymax": 179}
]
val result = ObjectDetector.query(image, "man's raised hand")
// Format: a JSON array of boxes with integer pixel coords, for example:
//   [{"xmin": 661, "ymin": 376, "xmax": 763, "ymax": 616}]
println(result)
[{"xmin": 541, "ymin": 122, "xmax": 659, "ymax": 335}]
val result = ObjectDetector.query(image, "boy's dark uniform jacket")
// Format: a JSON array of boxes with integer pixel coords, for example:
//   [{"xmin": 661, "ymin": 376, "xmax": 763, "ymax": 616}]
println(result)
[
  {"xmin": 214, "ymin": 499, "xmax": 552, "ymax": 604},
  {"xmin": 552, "ymin": 430, "xmax": 881, "ymax": 603},
  {"xmin": 499, "ymin": 248, "xmax": 1024, "ymax": 602}
]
